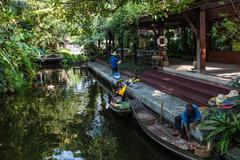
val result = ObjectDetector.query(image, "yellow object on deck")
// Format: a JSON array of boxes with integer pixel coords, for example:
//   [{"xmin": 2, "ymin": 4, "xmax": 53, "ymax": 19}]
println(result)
[{"xmin": 117, "ymin": 85, "xmax": 127, "ymax": 96}]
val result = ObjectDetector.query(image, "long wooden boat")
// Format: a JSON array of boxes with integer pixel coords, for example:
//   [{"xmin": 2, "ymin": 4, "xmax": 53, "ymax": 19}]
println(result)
[
  {"xmin": 110, "ymin": 100, "xmax": 131, "ymax": 117},
  {"xmin": 129, "ymin": 99, "xmax": 215, "ymax": 160}
]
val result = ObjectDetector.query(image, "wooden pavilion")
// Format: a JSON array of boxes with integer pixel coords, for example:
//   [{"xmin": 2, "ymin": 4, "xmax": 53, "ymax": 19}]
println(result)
[{"xmin": 138, "ymin": 0, "xmax": 240, "ymax": 72}]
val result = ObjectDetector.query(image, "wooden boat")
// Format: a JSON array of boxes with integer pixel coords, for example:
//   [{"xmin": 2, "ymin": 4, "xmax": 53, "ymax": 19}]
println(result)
[
  {"xmin": 130, "ymin": 99, "xmax": 215, "ymax": 160},
  {"xmin": 110, "ymin": 100, "xmax": 131, "ymax": 117}
]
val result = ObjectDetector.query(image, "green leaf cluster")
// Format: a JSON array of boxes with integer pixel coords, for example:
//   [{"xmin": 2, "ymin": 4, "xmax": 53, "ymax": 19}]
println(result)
[
  {"xmin": 0, "ymin": 0, "xmax": 196, "ymax": 95},
  {"xmin": 211, "ymin": 17, "xmax": 240, "ymax": 51},
  {"xmin": 203, "ymin": 109, "xmax": 240, "ymax": 154},
  {"xmin": 63, "ymin": 0, "xmax": 194, "ymax": 52},
  {"xmin": 0, "ymin": 11, "xmax": 39, "ymax": 94},
  {"xmin": 58, "ymin": 48, "xmax": 89, "ymax": 65},
  {"xmin": 0, "ymin": 0, "xmax": 73, "ymax": 95}
]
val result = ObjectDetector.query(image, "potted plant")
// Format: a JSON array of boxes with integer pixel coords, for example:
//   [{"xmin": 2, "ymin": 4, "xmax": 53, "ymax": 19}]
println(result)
[{"xmin": 202, "ymin": 110, "xmax": 240, "ymax": 155}]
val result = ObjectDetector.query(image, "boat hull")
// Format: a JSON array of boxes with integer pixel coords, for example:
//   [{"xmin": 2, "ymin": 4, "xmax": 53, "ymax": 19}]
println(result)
[
  {"xmin": 130, "ymin": 99, "xmax": 214, "ymax": 160},
  {"xmin": 110, "ymin": 102, "xmax": 131, "ymax": 117}
]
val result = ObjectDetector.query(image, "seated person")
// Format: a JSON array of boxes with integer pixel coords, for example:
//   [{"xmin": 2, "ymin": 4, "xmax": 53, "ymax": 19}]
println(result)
[
  {"xmin": 114, "ymin": 81, "xmax": 126, "ymax": 101},
  {"xmin": 174, "ymin": 103, "xmax": 202, "ymax": 139},
  {"xmin": 191, "ymin": 56, "xmax": 197, "ymax": 71}
]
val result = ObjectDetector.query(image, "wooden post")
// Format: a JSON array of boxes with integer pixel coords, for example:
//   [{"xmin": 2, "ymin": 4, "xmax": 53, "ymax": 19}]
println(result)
[
  {"xmin": 196, "ymin": 27, "xmax": 201, "ymax": 72},
  {"xmin": 112, "ymin": 32, "xmax": 115, "ymax": 51},
  {"xmin": 152, "ymin": 29, "xmax": 159, "ymax": 50},
  {"xmin": 40, "ymin": 72, "xmax": 43, "ymax": 84},
  {"xmin": 159, "ymin": 28, "xmax": 165, "ymax": 69},
  {"xmin": 159, "ymin": 101, "xmax": 164, "ymax": 124},
  {"xmin": 106, "ymin": 30, "xmax": 110, "ymax": 58},
  {"xmin": 200, "ymin": 9, "xmax": 206, "ymax": 71},
  {"xmin": 184, "ymin": 12, "xmax": 206, "ymax": 72},
  {"xmin": 98, "ymin": 39, "xmax": 100, "ymax": 48},
  {"xmin": 133, "ymin": 28, "xmax": 138, "ymax": 66},
  {"xmin": 121, "ymin": 31, "xmax": 124, "ymax": 60},
  {"xmin": 197, "ymin": 9, "xmax": 206, "ymax": 72},
  {"xmin": 109, "ymin": 30, "xmax": 112, "ymax": 56}
]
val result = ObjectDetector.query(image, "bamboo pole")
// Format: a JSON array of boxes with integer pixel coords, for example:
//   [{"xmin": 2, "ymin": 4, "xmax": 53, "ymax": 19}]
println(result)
[{"xmin": 159, "ymin": 101, "xmax": 164, "ymax": 124}]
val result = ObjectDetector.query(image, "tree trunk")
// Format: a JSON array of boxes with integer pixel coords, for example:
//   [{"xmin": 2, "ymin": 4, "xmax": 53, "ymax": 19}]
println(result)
[
  {"xmin": 98, "ymin": 39, "xmax": 100, "ymax": 48},
  {"xmin": 133, "ymin": 42, "xmax": 137, "ymax": 66},
  {"xmin": 109, "ymin": 30, "xmax": 112, "ymax": 56},
  {"xmin": 112, "ymin": 32, "xmax": 115, "ymax": 51},
  {"xmin": 121, "ymin": 31, "xmax": 124, "ymax": 60},
  {"xmin": 106, "ymin": 30, "xmax": 109, "ymax": 58}
]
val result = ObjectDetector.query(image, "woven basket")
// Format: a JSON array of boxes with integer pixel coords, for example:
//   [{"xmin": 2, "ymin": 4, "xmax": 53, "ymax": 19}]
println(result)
[{"xmin": 194, "ymin": 146, "xmax": 212, "ymax": 157}]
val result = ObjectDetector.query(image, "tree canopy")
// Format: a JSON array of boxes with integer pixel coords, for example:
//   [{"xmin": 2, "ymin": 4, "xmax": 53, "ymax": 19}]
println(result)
[{"xmin": 0, "ymin": 0, "xmax": 194, "ymax": 95}]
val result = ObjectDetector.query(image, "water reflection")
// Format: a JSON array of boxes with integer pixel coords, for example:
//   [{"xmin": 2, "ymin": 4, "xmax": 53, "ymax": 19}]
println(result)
[
  {"xmin": 44, "ymin": 150, "xmax": 84, "ymax": 160},
  {"xmin": 0, "ymin": 68, "xmax": 179, "ymax": 160}
]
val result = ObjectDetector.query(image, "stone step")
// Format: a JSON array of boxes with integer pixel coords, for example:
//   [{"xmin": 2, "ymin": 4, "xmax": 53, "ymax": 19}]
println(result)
[
  {"xmin": 139, "ymin": 76, "xmax": 208, "ymax": 106},
  {"xmin": 139, "ymin": 69, "xmax": 232, "ymax": 105},
  {"xmin": 142, "ymin": 71, "xmax": 215, "ymax": 98},
  {"xmin": 150, "ymin": 69, "xmax": 230, "ymax": 93}
]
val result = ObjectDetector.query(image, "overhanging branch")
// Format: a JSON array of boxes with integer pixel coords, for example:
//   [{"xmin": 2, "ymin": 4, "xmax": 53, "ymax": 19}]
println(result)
[{"xmin": 111, "ymin": 0, "xmax": 126, "ymax": 13}]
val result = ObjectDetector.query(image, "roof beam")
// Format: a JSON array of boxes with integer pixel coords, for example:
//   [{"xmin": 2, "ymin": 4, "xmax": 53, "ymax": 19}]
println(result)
[{"xmin": 183, "ymin": 13, "xmax": 197, "ymax": 36}]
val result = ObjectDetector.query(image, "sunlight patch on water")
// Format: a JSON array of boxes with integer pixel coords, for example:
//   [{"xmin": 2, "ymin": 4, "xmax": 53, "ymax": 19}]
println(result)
[{"xmin": 44, "ymin": 149, "xmax": 84, "ymax": 160}]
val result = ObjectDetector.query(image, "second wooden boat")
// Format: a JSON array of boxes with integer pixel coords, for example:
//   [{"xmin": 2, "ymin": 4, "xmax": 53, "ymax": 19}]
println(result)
[{"xmin": 129, "ymin": 99, "xmax": 214, "ymax": 160}]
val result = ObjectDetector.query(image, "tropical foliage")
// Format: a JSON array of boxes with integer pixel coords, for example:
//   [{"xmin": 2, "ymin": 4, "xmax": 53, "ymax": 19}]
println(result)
[
  {"xmin": 228, "ymin": 76, "xmax": 240, "ymax": 88},
  {"xmin": 0, "ymin": 0, "xmax": 195, "ymax": 95},
  {"xmin": 0, "ymin": 0, "xmax": 76, "ymax": 95},
  {"xmin": 58, "ymin": 48, "xmax": 89, "ymax": 65},
  {"xmin": 203, "ymin": 110, "xmax": 240, "ymax": 155},
  {"xmin": 211, "ymin": 17, "xmax": 240, "ymax": 51},
  {"xmin": 0, "ymin": 0, "xmax": 39, "ymax": 94}
]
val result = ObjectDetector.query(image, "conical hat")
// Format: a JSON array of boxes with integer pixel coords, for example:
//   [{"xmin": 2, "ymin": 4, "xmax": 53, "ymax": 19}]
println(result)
[
  {"xmin": 111, "ymin": 52, "xmax": 117, "ymax": 56},
  {"xmin": 226, "ymin": 90, "xmax": 239, "ymax": 98}
]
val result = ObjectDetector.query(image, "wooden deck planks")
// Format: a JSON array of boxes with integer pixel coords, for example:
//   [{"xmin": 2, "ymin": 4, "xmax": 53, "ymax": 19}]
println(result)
[{"xmin": 153, "ymin": 123, "xmax": 176, "ymax": 138}]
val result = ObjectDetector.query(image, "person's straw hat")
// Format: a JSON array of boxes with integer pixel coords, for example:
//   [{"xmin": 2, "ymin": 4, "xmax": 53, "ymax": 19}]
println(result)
[
  {"xmin": 112, "ymin": 51, "xmax": 117, "ymax": 56},
  {"xmin": 216, "ymin": 94, "xmax": 227, "ymax": 106},
  {"xmin": 208, "ymin": 96, "xmax": 216, "ymax": 106},
  {"xmin": 226, "ymin": 90, "xmax": 239, "ymax": 98}
]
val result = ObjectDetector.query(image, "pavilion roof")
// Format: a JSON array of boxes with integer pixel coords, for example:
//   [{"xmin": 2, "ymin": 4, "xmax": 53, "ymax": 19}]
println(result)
[{"xmin": 138, "ymin": 0, "xmax": 240, "ymax": 29}]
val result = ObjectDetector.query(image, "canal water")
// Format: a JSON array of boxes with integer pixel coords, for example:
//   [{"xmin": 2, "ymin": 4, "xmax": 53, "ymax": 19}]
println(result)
[{"xmin": 0, "ymin": 68, "xmax": 180, "ymax": 160}]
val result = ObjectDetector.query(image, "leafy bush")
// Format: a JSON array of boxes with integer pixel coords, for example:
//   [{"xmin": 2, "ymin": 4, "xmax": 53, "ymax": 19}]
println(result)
[
  {"xmin": 0, "ymin": 0, "xmax": 89, "ymax": 95},
  {"xmin": 0, "ymin": 22, "xmax": 40, "ymax": 95},
  {"xmin": 210, "ymin": 17, "xmax": 240, "ymax": 51},
  {"xmin": 227, "ymin": 76, "xmax": 240, "ymax": 88},
  {"xmin": 203, "ymin": 110, "xmax": 240, "ymax": 155},
  {"xmin": 166, "ymin": 28, "xmax": 195, "ymax": 60},
  {"xmin": 58, "ymin": 48, "xmax": 89, "ymax": 65}
]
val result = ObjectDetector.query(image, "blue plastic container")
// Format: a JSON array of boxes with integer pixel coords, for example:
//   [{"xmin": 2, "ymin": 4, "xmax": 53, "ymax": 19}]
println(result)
[{"xmin": 113, "ymin": 72, "xmax": 121, "ymax": 79}]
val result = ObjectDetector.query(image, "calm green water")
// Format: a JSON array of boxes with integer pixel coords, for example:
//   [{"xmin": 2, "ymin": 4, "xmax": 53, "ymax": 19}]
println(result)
[{"xmin": 0, "ymin": 68, "xmax": 179, "ymax": 160}]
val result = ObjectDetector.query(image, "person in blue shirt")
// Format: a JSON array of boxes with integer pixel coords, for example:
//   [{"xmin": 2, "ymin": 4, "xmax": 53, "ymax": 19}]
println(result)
[
  {"xmin": 109, "ymin": 52, "xmax": 121, "ymax": 75},
  {"xmin": 174, "ymin": 103, "xmax": 202, "ymax": 139}
]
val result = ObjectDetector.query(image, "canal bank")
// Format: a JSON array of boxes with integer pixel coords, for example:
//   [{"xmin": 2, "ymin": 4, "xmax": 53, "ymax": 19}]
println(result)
[{"xmin": 87, "ymin": 62, "xmax": 206, "ymax": 141}]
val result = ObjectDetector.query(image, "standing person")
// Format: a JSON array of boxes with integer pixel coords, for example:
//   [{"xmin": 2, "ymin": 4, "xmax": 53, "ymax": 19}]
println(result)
[
  {"xmin": 109, "ymin": 51, "xmax": 121, "ymax": 75},
  {"xmin": 174, "ymin": 103, "xmax": 202, "ymax": 139}
]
